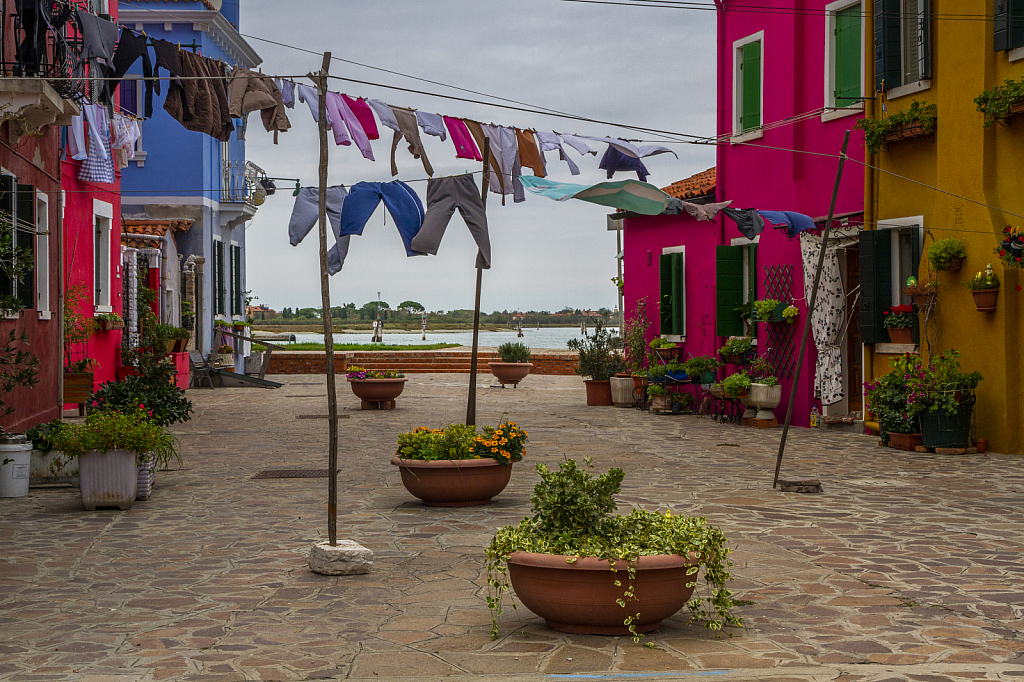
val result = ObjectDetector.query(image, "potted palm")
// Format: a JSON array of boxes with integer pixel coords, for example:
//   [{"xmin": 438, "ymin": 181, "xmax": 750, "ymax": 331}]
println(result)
[
  {"xmin": 489, "ymin": 342, "xmax": 532, "ymax": 388},
  {"xmin": 485, "ymin": 458, "xmax": 741, "ymax": 639},
  {"xmin": 567, "ymin": 322, "xmax": 625, "ymax": 406},
  {"xmin": 963, "ymin": 264, "xmax": 1000, "ymax": 312},
  {"xmin": 50, "ymin": 409, "xmax": 176, "ymax": 511},
  {"xmin": 882, "ymin": 304, "xmax": 915, "ymax": 344},
  {"xmin": 391, "ymin": 421, "xmax": 526, "ymax": 506}
]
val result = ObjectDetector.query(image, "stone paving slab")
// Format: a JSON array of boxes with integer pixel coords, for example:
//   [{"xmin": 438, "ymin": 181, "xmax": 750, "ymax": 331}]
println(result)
[{"xmin": 1, "ymin": 374, "xmax": 1023, "ymax": 681}]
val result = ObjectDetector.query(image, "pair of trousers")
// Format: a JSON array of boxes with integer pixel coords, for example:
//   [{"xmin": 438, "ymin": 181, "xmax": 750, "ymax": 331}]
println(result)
[
  {"xmin": 410, "ymin": 175, "xmax": 491, "ymax": 270},
  {"xmin": 339, "ymin": 181, "xmax": 425, "ymax": 258},
  {"xmin": 288, "ymin": 186, "xmax": 351, "ymax": 275}
]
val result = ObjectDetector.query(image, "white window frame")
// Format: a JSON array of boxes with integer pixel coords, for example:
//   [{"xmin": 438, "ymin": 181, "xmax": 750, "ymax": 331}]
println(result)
[
  {"xmin": 877, "ymin": 215, "xmax": 924, "ymax": 305},
  {"xmin": 732, "ymin": 30, "xmax": 765, "ymax": 143},
  {"xmin": 93, "ymin": 199, "xmax": 113, "ymax": 313},
  {"xmin": 35, "ymin": 191, "xmax": 50, "ymax": 319},
  {"xmin": 661, "ymin": 245, "xmax": 686, "ymax": 343},
  {"xmin": 213, "ymin": 236, "xmax": 227, "ymax": 319},
  {"xmin": 887, "ymin": 0, "xmax": 932, "ymax": 99},
  {"xmin": 823, "ymin": 0, "xmax": 866, "ymax": 122}
]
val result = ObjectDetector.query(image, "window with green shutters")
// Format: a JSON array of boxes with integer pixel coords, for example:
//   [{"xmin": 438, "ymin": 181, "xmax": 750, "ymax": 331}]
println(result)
[
  {"xmin": 739, "ymin": 40, "xmax": 762, "ymax": 132},
  {"xmin": 994, "ymin": 0, "xmax": 1024, "ymax": 52},
  {"xmin": 214, "ymin": 240, "xmax": 225, "ymax": 315},
  {"xmin": 874, "ymin": 0, "xmax": 930, "ymax": 92},
  {"xmin": 659, "ymin": 249, "xmax": 686, "ymax": 337},
  {"xmin": 834, "ymin": 4, "xmax": 861, "ymax": 107},
  {"xmin": 859, "ymin": 227, "xmax": 921, "ymax": 345},
  {"xmin": 0, "ymin": 175, "xmax": 36, "ymax": 312},
  {"xmin": 231, "ymin": 244, "xmax": 242, "ymax": 317}
]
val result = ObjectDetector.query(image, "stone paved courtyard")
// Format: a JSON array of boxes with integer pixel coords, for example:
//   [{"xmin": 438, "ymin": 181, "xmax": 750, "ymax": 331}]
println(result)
[{"xmin": 2, "ymin": 374, "xmax": 1024, "ymax": 682}]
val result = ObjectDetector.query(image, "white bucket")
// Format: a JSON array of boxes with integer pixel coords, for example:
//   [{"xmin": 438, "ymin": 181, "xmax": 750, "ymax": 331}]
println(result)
[{"xmin": 0, "ymin": 437, "xmax": 33, "ymax": 498}]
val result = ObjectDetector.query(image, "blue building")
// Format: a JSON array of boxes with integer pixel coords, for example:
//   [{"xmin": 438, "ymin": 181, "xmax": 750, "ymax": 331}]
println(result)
[{"xmin": 119, "ymin": 0, "xmax": 261, "ymax": 367}]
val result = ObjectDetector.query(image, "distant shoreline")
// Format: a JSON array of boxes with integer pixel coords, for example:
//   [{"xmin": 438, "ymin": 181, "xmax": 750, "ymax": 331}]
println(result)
[{"xmin": 252, "ymin": 324, "xmax": 601, "ymax": 334}]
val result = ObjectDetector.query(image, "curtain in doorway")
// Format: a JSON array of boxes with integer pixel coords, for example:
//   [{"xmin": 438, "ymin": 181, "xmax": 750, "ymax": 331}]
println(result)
[{"xmin": 799, "ymin": 233, "xmax": 845, "ymax": 405}]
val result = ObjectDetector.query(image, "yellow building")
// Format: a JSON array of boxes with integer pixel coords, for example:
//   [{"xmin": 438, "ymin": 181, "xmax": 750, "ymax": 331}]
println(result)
[{"xmin": 862, "ymin": 1, "xmax": 1023, "ymax": 454}]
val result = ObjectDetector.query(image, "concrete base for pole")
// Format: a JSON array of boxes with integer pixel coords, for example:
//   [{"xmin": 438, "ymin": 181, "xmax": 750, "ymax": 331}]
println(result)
[
  {"xmin": 309, "ymin": 540, "xmax": 373, "ymax": 575},
  {"xmin": 777, "ymin": 476, "xmax": 823, "ymax": 494}
]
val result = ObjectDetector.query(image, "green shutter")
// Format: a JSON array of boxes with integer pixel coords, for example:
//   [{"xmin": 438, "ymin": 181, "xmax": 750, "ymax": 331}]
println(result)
[
  {"xmin": 996, "ymin": 1, "xmax": 1010, "ymax": 51},
  {"xmin": 215, "ymin": 241, "xmax": 225, "ymax": 315},
  {"xmin": 859, "ymin": 230, "xmax": 891, "ymax": 345},
  {"xmin": 716, "ymin": 245, "xmax": 745, "ymax": 337},
  {"xmin": 1010, "ymin": 0, "xmax": 1024, "ymax": 50},
  {"xmin": 874, "ymin": 0, "xmax": 901, "ymax": 92},
  {"xmin": 16, "ymin": 184, "xmax": 35, "ymax": 311},
  {"xmin": 231, "ymin": 245, "xmax": 242, "ymax": 316},
  {"xmin": 835, "ymin": 5, "xmax": 861, "ymax": 106},
  {"xmin": 659, "ymin": 253, "xmax": 672, "ymax": 335},
  {"xmin": 747, "ymin": 244, "xmax": 758, "ymax": 340},
  {"xmin": 671, "ymin": 252, "xmax": 684, "ymax": 336},
  {"xmin": 0, "ymin": 176, "xmax": 14, "ymax": 301},
  {"xmin": 741, "ymin": 41, "xmax": 761, "ymax": 131}
]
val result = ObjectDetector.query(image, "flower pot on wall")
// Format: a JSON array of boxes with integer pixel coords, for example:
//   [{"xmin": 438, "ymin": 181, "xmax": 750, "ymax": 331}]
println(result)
[
  {"xmin": 970, "ymin": 289, "xmax": 999, "ymax": 312},
  {"xmin": 584, "ymin": 380, "xmax": 614, "ymax": 406},
  {"xmin": 887, "ymin": 327, "xmax": 914, "ymax": 344}
]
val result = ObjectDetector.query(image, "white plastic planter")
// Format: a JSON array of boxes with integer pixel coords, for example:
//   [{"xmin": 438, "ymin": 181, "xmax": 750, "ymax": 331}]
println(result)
[
  {"xmin": 30, "ymin": 449, "xmax": 79, "ymax": 486},
  {"xmin": 79, "ymin": 449, "xmax": 138, "ymax": 511},
  {"xmin": 609, "ymin": 377, "xmax": 635, "ymax": 407},
  {"xmin": 0, "ymin": 436, "xmax": 32, "ymax": 498},
  {"xmin": 136, "ymin": 453, "xmax": 155, "ymax": 501},
  {"xmin": 750, "ymin": 383, "xmax": 783, "ymax": 420}
]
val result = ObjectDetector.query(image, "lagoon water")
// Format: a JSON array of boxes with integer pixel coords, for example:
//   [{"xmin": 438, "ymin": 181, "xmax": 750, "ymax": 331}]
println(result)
[{"xmin": 286, "ymin": 326, "xmax": 618, "ymax": 350}]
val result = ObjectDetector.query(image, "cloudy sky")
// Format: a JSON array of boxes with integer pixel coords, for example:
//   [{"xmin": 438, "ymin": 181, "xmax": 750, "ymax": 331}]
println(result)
[{"xmin": 240, "ymin": 1, "xmax": 717, "ymax": 314}]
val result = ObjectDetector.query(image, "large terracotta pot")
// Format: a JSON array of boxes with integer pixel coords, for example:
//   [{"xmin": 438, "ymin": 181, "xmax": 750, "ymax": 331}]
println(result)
[
  {"xmin": 506, "ymin": 551, "xmax": 700, "ymax": 635},
  {"xmin": 750, "ymin": 383, "xmax": 782, "ymax": 420},
  {"xmin": 79, "ymin": 449, "xmax": 138, "ymax": 511},
  {"xmin": 389, "ymin": 456, "xmax": 512, "ymax": 506},
  {"xmin": 970, "ymin": 288, "xmax": 999, "ymax": 312},
  {"xmin": 887, "ymin": 327, "xmax": 914, "ymax": 344},
  {"xmin": 488, "ymin": 362, "xmax": 532, "ymax": 388},
  {"xmin": 583, "ymin": 379, "xmax": 614, "ymax": 406},
  {"xmin": 349, "ymin": 378, "xmax": 407, "ymax": 402}
]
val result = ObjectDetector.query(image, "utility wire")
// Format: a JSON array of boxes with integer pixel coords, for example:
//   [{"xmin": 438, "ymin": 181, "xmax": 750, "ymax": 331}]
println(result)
[{"xmin": 558, "ymin": 0, "xmax": 996, "ymax": 21}]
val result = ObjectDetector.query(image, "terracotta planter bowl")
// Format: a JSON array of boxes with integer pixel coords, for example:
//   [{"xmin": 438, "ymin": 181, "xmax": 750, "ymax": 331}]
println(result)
[
  {"xmin": 390, "ymin": 457, "xmax": 512, "ymax": 507},
  {"xmin": 887, "ymin": 327, "xmax": 914, "ymax": 344},
  {"xmin": 506, "ymin": 551, "xmax": 700, "ymax": 635},
  {"xmin": 889, "ymin": 432, "xmax": 922, "ymax": 451},
  {"xmin": 584, "ymin": 379, "xmax": 614, "ymax": 406},
  {"xmin": 970, "ymin": 288, "xmax": 999, "ymax": 312},
  {"xmin": 349, "ymin": 378, "xmax": 408, "ymax": 402},
  {"xmin": 488, "ymin": 362, "xmax": 532, "ymax": 387}
]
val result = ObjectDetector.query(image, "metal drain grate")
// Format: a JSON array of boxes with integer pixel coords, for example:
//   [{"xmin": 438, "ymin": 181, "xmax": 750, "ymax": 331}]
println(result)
[
  {"xmin": 252, "ymin": 469, "xmax": 329, "ymax": 479},
  {"xmin": 295, "ymin": 414, "xmax": 350, "ymax": 419}
]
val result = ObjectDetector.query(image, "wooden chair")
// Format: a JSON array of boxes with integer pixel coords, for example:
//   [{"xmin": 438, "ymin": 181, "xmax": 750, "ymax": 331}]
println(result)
[{"xmin": 189, "ymin": 351, "xmax": 215, "ymax": 389}]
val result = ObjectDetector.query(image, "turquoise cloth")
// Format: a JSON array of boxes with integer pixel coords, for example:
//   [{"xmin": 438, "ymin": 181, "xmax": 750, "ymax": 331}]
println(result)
[{"xmin": 520, "ymin": 176, "xmax": 670, "ymax": 215}]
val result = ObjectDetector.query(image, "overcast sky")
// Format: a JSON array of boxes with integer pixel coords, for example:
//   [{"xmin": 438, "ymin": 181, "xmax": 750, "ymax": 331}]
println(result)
[{"xmin": 240, "ymin": 1, "xmax": 717, "ymax": 314}]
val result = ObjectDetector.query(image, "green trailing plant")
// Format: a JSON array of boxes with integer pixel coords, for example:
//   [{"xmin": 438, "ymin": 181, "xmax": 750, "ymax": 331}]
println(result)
[
  {"xmin": 974, "ymin": 76, "xmax": 1024, "ymax": 127},
  {"xmin": 485, "ymin": 458, "xmax": 741, "ymax": 642},
  {"xmin": 648, "ymin": 337, "xmax": 675, "ymax": 349},
  {"xmin": 722, "ymin": 372, "xmax": 751, "ymax": 398},
  {"xmin": 497, "ymin": 342, "xmax": 531, "ymax": 364},
  {"xmin": 682, "ymin": 355, "xmax": 720, "ymax": 376},
  {"xmin": 167, "ymin": 326, "xmax": 191, "ymax": 341},
  {"xmin": 50, "ymin": 409, "xmax": 178, "ymax": 467},
  {"xmin": 95, "ymin": 312, "xmax": 124, "ymax": 329},
  {"xmin": 864, "ymin": 353, "xmax": 921, "ymax": 437},
  {"xmin": 757, "ymin": 376, "xmax": 780, "ymax": 386},
  {"xmin": 622, "ymin": 299, "xmax": 655, "ymax": 375},
  {"xmin": 568, "ymin": 321, "xmax": 626, "ymax": 381},
  {"xmin": 855, "ymin": 99, "xmax": 937, "ymax": 154},
  {"xmin": 963, "ymin": 264, "xmax": 1000, "ymax": 290},
  {"xmin": 648, "ymin": 364, "xmax": 668, "ymax": 380},
  {"xmin": 91, "ymin": 359, "xmax": 194, "ymax": 428},
  {"xmin": 673, "ymin": 392, "xmax": 695, "ymax": 411},
  {"xmin": 647, "ymin": 383, "xmax": 667, "ymax": 397},
  {"xmin": 752, "ymin": 299, "xmax": 781, "ymax": 322},
  {"xmin": 395, "ymin": 421, "xmax": 527, "ymax": 465},
  {"xmin": 718, "ymin": 337, "xmax": 753, "ymax": 358},
  {"xmin": 927, "ymin": 238, "xmax": 967, "ymax": 271}
]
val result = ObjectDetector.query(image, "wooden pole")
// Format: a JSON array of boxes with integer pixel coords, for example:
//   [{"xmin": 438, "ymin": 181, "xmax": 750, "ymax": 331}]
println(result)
[
  {"xmin": 311, "ymin": 53, "xmax": 340, "ymax": 544},
  {"xmin": 466, "ymin": 139, "xmax": 491, "ymax": 427},
  {"xmin": 773, "ymin": 130, "xmax": 851, "ymax": 488}
]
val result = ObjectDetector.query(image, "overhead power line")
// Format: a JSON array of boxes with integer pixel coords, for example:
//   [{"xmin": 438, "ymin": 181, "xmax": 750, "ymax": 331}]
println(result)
[{"xmin": 557, "ymin": 0, "xmax": 996, "ymax": 21}]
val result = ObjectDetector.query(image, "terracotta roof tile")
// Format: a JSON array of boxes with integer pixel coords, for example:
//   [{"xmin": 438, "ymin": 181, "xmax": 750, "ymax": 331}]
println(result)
[
  {"xmin": 661, "ymin": 167, "xmax": 716, "ymax": 200},
  {"xmin": 122, "ymin": 219, "xmax": 194, "ymax": 237}
]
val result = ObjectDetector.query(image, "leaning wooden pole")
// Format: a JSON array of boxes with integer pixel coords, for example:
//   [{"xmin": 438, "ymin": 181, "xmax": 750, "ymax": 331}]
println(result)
[
  {"xmin": 312, "ymin": 52, "xmax": 340, "ymax": 543},
  {"xmin": 466, "ymin": 139, "xmax": 491, "ymax": 427},
  {"xmin": 773, "ymin": 130, "xmax": 851, "ymax": 489}
]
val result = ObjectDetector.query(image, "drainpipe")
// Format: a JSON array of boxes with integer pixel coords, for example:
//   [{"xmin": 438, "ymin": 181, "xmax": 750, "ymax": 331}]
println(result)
[{"xmin": 863, "ymin": 9, "xmax": 876, "ymax": 425}]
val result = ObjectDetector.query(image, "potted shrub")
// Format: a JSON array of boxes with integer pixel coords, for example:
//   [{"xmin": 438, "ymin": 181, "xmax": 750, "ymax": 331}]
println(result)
[
  {"xmin": 722, "ymin": 372, "xmax": 751, "ymax": 399},
  {"xmin": 168, "ymin": 326, "xmax": 192, "ymax": 353},
  {"xmin": 746, "ymin": 358, "xmax": 781, "ymax": 420},
  {"xmin": 682, "ymin": 355, "xmax": 720, "ymax": 385},
  {"xmin": 856, "ymin": 99, "xmax": 937, "ymax": 154},
  {"xmin": 346, "ymin": 366, "xmax": 407, "ymax": 405},
  {"xmin": 567, "ymin": 322, "xmax": 625, "ymax": 406},
  {"xmin": 95, "ymin": 312, "xmax": 124, "ymax": 332},
  {"xmin": 752, "ymin": 298, "xmax": 782, "ymax": 323},
  {"xmin": 50, "ymin": 409, "xmax": 176, "ymax": 511},
  {"xmin": 485, "ymin": 458, "xmax": 741, "ymax": 639},
  {"xmin": 709, "ymin": 382, "xmax": 724, "ymax": 399},
  {"xmin": 647, "ymin": 383, "xmax": 670, "ymax": 413},
  {"xmin": 974, "ymin": 76, "xmax": 1024, "ymax": 127},
  {"xmin": 26, "ymin": 419, "xmax": 78, "ymax": 485},
  {"xmin": 997, "ymin": 224, "xmax": 1024, "ymax": 268},
  {"xmin": 210, "ymin": 344, "xmax": 235, "ymax": 366},
  {"xmin": 489, "ymin": 342, "xmax": 532, "ymax": 388},
  {"xmin": 882, "ymin": 304, "xmax": 915, "ymax": 344},
  {"xmin": 963, "ymin": 263, "xmax": 1000, "ymax": 312},
  {"xmin": 928, "ymin": 238, "xmax": 967, "ymax": 272},
  {"xmin": 904, "ymin": 350, "xmax": 982, "ymax": 449},
  {"xmin": 717, "ymin": 336, "xmax": 753, "ymax": 365},
  {"xmin": 648, "ymin": 336, "xmax": 680, "ymax": 362},
  {"xmin": 782, "ymin": 305, "xmax": 799, "ymax": 324},
  {"xmin": 390, "ymin": 421, "xmax": 526, "ymax": 506},
  {"xmin": 622, "ymin": 299, "xmax": 655, "ymax": 388},
  {"xmin": 864, "ymin": 353, "xmax": 921, "ymax": 450},
  {"xmin": 904, "ymin": 276, "xmax": 937, "ymax": 310}
]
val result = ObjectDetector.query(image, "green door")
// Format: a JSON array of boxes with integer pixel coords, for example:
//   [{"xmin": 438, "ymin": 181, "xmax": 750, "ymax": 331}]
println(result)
[{"xmin": 716, "ymin": 246, "xmax": 745, "ymax": 337}]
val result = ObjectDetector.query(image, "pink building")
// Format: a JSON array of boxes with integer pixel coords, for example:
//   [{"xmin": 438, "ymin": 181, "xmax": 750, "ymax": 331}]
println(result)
[{"xmin": 621, "ymin": 0, "xmax": 867, "ymax": 426}]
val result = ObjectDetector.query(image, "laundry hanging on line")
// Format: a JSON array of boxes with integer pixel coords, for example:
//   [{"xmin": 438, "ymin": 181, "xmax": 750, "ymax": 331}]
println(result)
[
  {"xmin": 288, "ymin": 186, "xmax": 351, "ymax": 276},
  {"xmin": 339, "ymin": 180, "xmax": 426, "ymax": 260},
  {"xmin": 599, "ymin": 145, "xmax": 650, "ymax": 182},
  {"xmin": 723, "ymin": 208, "xmax": 765, "ymax": 240},
  {"xmin": 519, "ymin": 176, "xmax": 671, "ymax": 215},
  {"xmin": 758, "ymin": 210, "xmax": 817, "ymax": 239},
  {"xmin": 410, "ymin": 174, "xmax": 491, "ymax": 269}
]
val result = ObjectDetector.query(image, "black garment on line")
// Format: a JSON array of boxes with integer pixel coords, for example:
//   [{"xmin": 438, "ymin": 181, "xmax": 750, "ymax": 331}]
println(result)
[
  {"xmin": 723, "ymin": 207, "xmax": 765, "ymax": 240},
  {"xmin": 106, "ymin": 30, "xmax": 154, "ymax": 118},
  {"xmin": 13, "ymin": 0, "xmax": 71, "ymax": 76},
  {"xmin": 152, "ymin": 39, "xmax": 189, "ymax": 121}
]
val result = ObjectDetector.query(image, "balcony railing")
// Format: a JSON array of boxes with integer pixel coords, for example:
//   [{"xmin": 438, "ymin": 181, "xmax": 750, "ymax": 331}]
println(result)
[
  {"xmin": 222, "ymin": 160, "xmax": 264, "ymax": 208},
  {"xmin": 1, "ymin": 0, "xmax": 88, "ymax": 102}
]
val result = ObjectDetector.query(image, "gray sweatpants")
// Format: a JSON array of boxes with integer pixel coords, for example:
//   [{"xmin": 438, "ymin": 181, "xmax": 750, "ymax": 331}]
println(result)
[
  {"xmin": 410, "ymin": 175, "xmax": 491, "ymax": 269},
  {"xmin": 288, "ymin": 185, "xmax": 351, "ymax": 275}
]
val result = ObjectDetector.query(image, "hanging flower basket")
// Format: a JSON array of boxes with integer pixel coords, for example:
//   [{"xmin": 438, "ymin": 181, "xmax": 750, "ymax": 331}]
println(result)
[
  {"xmin": 882, "ymin": 120, "xmax": 934, "ymax": 144},
  {"xmin": 970, "ymin": 289, "xmax": 999, "ymax": 312}
]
